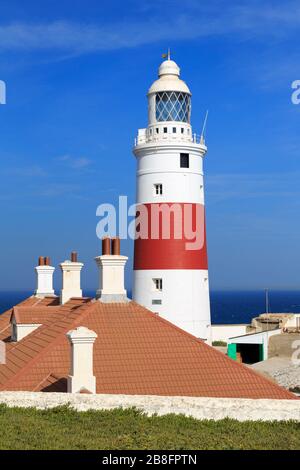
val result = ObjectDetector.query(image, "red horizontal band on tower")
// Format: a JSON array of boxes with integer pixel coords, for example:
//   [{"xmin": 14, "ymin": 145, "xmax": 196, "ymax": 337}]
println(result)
[{"xmin": 134, "ymin": 203, "xmax": 208, "ymax": 270}]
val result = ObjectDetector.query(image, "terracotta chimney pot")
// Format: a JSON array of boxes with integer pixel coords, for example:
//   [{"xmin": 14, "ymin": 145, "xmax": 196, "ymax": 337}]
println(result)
[
  {"xmin": 102, "ymin": 237, "xmax": 111, "ymax": 255},
  {"xmin": 111, "ymin": 237, "xmax": 120, "ymax": 256}
]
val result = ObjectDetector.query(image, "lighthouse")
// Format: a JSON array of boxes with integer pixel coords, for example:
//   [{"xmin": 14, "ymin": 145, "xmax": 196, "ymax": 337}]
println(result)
[{"xmin": 132, "ymin": 55, "xmax": 211, "ymax": 341}]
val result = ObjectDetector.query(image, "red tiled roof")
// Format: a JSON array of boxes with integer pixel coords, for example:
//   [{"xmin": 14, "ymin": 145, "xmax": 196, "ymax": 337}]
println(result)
[
  {"xmin": 0, "ymin": 297, "xmax": 296, "ymax": 399},
  {"xmin": 0, "ymin": 297, "xmax": 60, "ymax": 345},
  {"xmin": 0, "ymin": 297, "xmax": 55, "ymax": 341},
  {"xmin": 12, "ymin": 306, "xmax": 60, "ymax": 324}
]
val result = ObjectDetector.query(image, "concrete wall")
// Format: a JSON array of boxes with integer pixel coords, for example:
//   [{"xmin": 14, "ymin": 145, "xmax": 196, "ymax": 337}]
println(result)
[
  {"xmin": 0, "ymin": 392, "xmax": 299, "ymax": 422},
  {"xmin": 269, "ymin": 333, "xmax": 300, "ymax": 358},
  {"xmin": 285, "ymin": 314, "xmax": 300, "ymax": 329},
  {"xmin": 211, "ymin": 324, "xmax": 248, "ymax": 343}
]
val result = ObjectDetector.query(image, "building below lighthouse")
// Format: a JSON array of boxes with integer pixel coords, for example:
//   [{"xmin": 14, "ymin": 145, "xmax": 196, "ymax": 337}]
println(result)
[
  {"xmin": 133, "ymin": 56, "xmax": 211, "ymax": 341},
  {"xmin": 0, "ymin": 240, "xmax": 294, "ymax": 400}
]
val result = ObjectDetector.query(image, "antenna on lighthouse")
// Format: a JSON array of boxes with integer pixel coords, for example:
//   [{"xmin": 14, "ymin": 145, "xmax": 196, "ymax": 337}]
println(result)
[
  {"xmin": 200, "ymin": 110, "xmax": 209, "ymax": 144},
  {"xmin": 161, "ymin": 48, "xmax": 171, "ymax": 60}
]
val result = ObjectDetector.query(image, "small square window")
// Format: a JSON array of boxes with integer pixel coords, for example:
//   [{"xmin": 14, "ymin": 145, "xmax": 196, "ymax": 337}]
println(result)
[
  {"xmin": 153, "ymin": 278, "xmax": 163, "ymax": 291},
  {"xmin": 180, "ymin": 153, "xmax": 189, "ymax": 168},
  {"xmin": 152, "ymin": 299, "xmax": 162, "ymax": 305},
  {"xmin": 172, "ymin": 127, "xmax": 176, "ymax": 133},
  {"xmin": 163, "ymin": 127, "xmax": 168, "ymax": 133},
  {"xmin": 154, "ymin": 184, "xmax": 163, "ymax": 195}
]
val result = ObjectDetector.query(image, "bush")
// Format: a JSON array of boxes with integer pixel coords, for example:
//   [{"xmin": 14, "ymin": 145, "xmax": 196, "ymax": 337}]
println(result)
[
  {"xmin": 0, "ymin": 405, "xmax": 299, "ymax": 450},
  {"xmin": 212, "ymin": 341, "xmax": 227, "ymax": 347}
]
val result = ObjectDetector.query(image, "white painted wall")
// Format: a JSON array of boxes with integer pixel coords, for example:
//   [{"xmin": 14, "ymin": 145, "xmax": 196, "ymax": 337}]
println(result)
[
  {"xmin": 135, "ymin": 144, "xmax": 205, "ymax": 205},
  {"xmin": 60, "ymin": 261, "xmax": 83, "ymax": 304},
  {"xmin": 95, "ymin": 255, "xmax": 128, "ymax": 302},
  {"xmin": 67, "ymin": 327, "xmax": 97, "ymax": 394},
  {"xmin": 133, "ymin": 269, "xmax": 211, "ymax": 340},
  {"xmin": 211, "ymin": 324, "xmax": 248, "ymax": 343},
  {"xmin": 11, "ymin": 321, "xmax": 42, "ymax": 342},
  {"xmin": 285, "ymin": 314, "xmax": 300, "ymax": 328},
  {"xmin": 35, "ymin": 265, "xmax": 55, "ymax": 297},
  {"xmin": 0, "ymin": 392, "xmax": 298, "ymax": 422}
]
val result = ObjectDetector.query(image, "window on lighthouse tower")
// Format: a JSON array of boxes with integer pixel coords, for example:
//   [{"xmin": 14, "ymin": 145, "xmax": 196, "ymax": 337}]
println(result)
[
  {"xmin": 154, "ymin": 183, "xmax": 163, "ymax": 195},
  {"xmin": 153, "ymin": 278, "xmax": 163, "ymax": 291},
  {"xmin": 156, "ymin": 92, "xmax": 191, "ymax": 123},
  {"xmin": 180, "ymin": 153, "xmax": 189, "ymax": 168}
]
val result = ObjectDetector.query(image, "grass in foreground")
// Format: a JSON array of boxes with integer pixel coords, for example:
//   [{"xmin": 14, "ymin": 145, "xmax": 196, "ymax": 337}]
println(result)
[{"xmin": 0, "ymin": 404, "xmax": 299, "ymax": 450}]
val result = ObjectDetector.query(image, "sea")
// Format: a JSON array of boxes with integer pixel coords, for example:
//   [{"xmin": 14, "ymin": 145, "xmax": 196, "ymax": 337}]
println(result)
[{"xmin": 1, "ymin": 290, "xmax": 300, "ymax": 324}]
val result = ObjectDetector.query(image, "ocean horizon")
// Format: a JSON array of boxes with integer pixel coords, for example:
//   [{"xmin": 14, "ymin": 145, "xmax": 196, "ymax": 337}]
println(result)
[{"xmin": 1, "ymin": 289, "xmax": 300, "ymax": 325}]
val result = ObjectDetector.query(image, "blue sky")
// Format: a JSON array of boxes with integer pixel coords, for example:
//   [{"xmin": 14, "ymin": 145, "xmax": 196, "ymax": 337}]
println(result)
[{"xmin": 0, "ymin": 0, "xmax": 300, "ymax": 292}]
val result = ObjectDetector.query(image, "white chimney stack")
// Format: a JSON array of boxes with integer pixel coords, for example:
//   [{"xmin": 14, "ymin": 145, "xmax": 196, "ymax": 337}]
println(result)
[
  {"xmin": 34, "ymin": 256, "xmax": 55, "ymax": 297},
  {"xmin": 60, "ymin": 252, "xmax": 83, "ymax": 304},
  {"xmin": 95, "ymin": 237, "xmax": 129, "ymax": 303},
  {"xmin": 66, "ymin": 326, "xmax": 97, "ymax": 394}
]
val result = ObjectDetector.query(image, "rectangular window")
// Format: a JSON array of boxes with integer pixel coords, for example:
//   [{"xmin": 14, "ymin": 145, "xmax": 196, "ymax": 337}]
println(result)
[
  {"xmin": 153, "ymin": 278, "xmax": 163, "ymax": 291},
  {"xmin": 181, "ymin": 128, "xmax": 184, "ymax": 134},
  {"xmin": 154, "ymin": 183, "xmax": 163, "ymax": 195},
  {"xmin": 156, "ymin": 128, "xmax": 159, "ymax": 134},
  {"xmin": 152, "ymin": 299, "xmax": 162, "ymax": 305},
  {"xmin": 172, "ymin": 127, "xmax": 176, "ymax": 133},
  {"xmin": 163, "ymin": 127, "xmax": 168, "ymax": 133},
  {"xmin": 180, "ymin": 153, "xmax": 189, "ymax": 168}
]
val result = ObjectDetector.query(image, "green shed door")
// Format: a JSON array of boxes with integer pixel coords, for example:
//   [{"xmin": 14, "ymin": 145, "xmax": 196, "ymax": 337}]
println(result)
[{"xmin": 227, "ymin": 343, "xmax": 237, "ymax": 360}]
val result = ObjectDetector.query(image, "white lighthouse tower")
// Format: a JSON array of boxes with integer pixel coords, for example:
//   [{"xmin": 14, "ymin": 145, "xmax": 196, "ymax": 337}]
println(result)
[{"xmin": 132, "ymin": 55, "xmax": 211, "ymax": 341}]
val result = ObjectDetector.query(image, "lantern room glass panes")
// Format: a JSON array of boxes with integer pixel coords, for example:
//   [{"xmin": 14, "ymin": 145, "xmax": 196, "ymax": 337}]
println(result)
[{"xmin": 155, "ymin": 92, "xmax": 191, "ymax": 123}]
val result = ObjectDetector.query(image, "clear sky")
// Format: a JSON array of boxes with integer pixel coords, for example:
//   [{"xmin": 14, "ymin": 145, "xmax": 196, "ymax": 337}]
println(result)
[{"xmin": 0, "ymin": 0, "xmax": 300, "ymax": 292}]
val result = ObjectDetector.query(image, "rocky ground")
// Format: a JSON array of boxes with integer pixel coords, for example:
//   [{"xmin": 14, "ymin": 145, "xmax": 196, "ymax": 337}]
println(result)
[
  {"xmin": 272, "ymin": 364, "xmax": 300, "ymax": 393},
  {"xmin": 251, "ymin": 357, "xmax": 300, "ymax": 394}
]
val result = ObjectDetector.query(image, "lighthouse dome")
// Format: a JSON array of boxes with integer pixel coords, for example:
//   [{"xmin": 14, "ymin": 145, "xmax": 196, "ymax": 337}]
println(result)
[
  {"xmin": 148, "ymin": 59, "xmax": 191, "ymax": 95},
  {"xmin": 147, "ymin": 58, "xmax": 191, "ymax": 124},
  {"xmin": 158, "ymin": 59, "xmax": 180, "ymax": 77}
]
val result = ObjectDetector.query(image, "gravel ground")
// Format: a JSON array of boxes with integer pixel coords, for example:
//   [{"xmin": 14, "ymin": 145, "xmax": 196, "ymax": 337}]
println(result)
[
  {"xmin": 272, "ymin": 364, "xmax": 300, "ymax": 392},
  {"xmin": 251, "ymin": 358, "xmax": 300, "ymax": 393}
]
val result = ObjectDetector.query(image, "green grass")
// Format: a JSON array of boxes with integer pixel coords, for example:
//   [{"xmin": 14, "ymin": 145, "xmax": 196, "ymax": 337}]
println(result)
[{"xmin": 0, "ymin": 404, "xmax": 299, "ymax": 450}]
